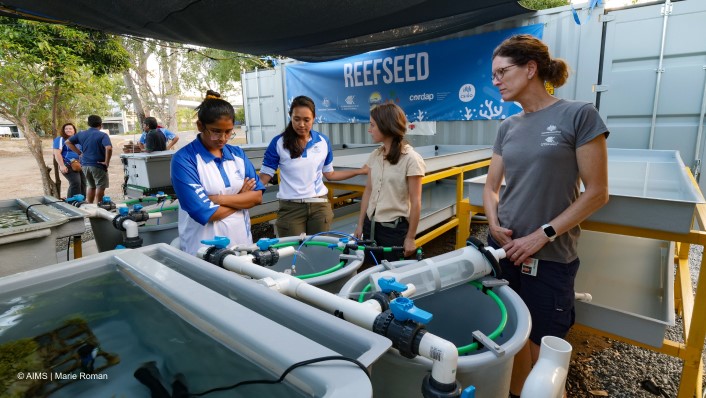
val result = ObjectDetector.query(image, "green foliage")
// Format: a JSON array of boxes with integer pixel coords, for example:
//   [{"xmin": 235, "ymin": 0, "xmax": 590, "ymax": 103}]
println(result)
[
  {"xmin": 235, "ymin": 107, "xmax": 246, "ymax": 125},
  {"xmin": 181, "ymin": 48, "xmax": 265, "ymax": 95},
  {"xmin": 519, "ymin": 0, "xmax": 570, "ymax": 10},
  {"xmin": 0, "ymin": 17, "xmax": 130, "ymax": 131},
  {"xmin": 176, "ymin": 107, "xmax": 197, "ymax": 131}
]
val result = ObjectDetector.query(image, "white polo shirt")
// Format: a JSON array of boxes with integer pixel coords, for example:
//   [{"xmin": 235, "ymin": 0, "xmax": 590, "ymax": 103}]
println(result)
[
  {"xmin": 260, "ymin": 130, "xmax": 334, "ymax": 199},
  {"xmin": 171, "ymin": 135, "xmax": 265, "ymax": 255}
]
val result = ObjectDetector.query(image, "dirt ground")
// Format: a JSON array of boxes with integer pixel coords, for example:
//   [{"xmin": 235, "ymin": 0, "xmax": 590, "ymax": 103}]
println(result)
[{"xmin": 0, "ymin": 129, "xmax": 245, "ymax": 201}]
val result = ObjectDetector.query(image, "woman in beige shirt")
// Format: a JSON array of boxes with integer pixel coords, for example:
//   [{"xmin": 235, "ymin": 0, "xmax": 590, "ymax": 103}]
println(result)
[{"xmin": 354, "ymin": 103, "xmax": 426, "ymax": 261}]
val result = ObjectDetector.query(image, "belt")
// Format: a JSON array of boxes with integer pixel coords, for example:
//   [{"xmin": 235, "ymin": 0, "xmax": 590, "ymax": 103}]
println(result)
[
  {"xmin": 370, "ymin": 216, "xmax": 405, "ymax": 241},
  {"xmin": 282, "ymin": 197, "xmax": 328, "ymax": 203}
]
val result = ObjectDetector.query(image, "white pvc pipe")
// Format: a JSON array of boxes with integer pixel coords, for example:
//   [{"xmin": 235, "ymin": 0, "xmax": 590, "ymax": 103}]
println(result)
[
  {"xmin": 217, "ymin": 250, "xmax": 460, "ymax": 387},
  {"xmin": 123, "ymin": 219, "xmax": 139, "ymax": 238},
  {"xmin": 574, "ymin": 292, "xmax": 593, "ymax": 302},
  {"xmin": 417, "ymin": 333, "xmax": 459, "ymax": 385},
  {"xmin": 521, "ymin": 336, "xmax": 572, "ymax": 398}
]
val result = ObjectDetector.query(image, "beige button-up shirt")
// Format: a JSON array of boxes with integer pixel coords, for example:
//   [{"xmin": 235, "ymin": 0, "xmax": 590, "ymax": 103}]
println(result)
[{"xmin": 365, "ymin": 144, "xmax": 426, "ymax": 222}]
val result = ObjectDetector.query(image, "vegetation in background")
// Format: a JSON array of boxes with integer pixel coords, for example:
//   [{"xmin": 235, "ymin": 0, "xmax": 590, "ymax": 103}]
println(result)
[
  {"xmin": 519, "ymin": 0, "xmax": 570, "ymax": 10},
  {"xmin": 0, "ymin": 17, "xmax": 129, "ymax": 196}
]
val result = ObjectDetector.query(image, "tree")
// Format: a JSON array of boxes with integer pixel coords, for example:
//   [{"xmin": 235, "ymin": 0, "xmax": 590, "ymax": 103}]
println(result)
[
  {"xmin": 181, "ymin": 48, "xmax": 265, "ymax": 102},
  {"xmin": 121, "ymin": 38, "xmax": 182, "ymax": 132},
  {"xmin": 0, "ymin": 17, "xmax": 129, "ymax": 196},
  {"xmin": 519, "ymin": 0, "xmax": 570, "ymax": 10}
]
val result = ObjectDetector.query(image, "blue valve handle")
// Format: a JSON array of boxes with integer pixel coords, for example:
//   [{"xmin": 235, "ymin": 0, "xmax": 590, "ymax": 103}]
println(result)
[
  {"xmin": 256, "ymin": 237, "xmax": 279, "ymax": 250},
  {"xmin": 389, "ymin": 297, "xmax": 433, "ymax": 325},
  {"xmin": 118, "ymin": 207, "xmax": 129, "ymax": 216},
  {"xmin": 102, "ymin": 196, "xmax": 111, "ymax": 203},
  {"xmin": 133, "ymin": 204, "xmax": 143, "ymax": 212},
  {"xmin": 461, "ymin": 385, "xmax": 476, "ymax": 398},
  {"xmin": 67, "ymin": 194, "xmax": 85, "ymax": 203},
  {"xmin": 201, "ymin": 236, "xmax": 231, "ymax": 249},
  {"xmin": 377, "ymin": 277, "xmax": 408, "ymax": 294}
]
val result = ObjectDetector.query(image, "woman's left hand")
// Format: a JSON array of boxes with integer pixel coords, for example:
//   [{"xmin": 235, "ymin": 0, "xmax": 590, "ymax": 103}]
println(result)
[
  {"xmin": 502, "ymin": 230, "xmax": 548, "ymax": 266},
  {"xmin": 403, "ymin": 237, "xmax": 416, "ymax": 258},
  {"xmin": 208, "ymin": 194, "xmax": 222, "ymax": 205}
]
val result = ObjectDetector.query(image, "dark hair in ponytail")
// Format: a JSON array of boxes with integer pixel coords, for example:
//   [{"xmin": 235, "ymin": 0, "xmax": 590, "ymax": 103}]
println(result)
[
  {"xmin": 195, "ymin": 89, "xmax": 235, "ymax": 125},
  {"xmin": 282, "ymin": 95, "xmax": 316, "ymax": 159},
  {"xmin": 492, "ymin": 34, "xmax": 569, "ymax": 88},
  {"xmin": 370, "ymin": 102, "xmax": 408, "ymax": 165}
]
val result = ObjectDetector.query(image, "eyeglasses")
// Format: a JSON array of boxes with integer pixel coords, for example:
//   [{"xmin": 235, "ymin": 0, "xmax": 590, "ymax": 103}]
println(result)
[
  {"xmin": 203, "ymin": 127, "xmax": 235, "ymax": 140},
  {"xmin": 491, "ymin": 64, "xmax": 518, "ymax": 82}
]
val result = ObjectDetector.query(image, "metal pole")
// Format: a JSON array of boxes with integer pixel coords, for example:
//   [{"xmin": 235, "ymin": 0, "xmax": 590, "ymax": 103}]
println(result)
[
  {"xmin": 254, "ymin": 67, "xmax": 265, "ymax": 144},
  {"xmin": 648, "ymin": 0, "xmax": 672, "ymax": 149},
  {"xmin": 692, "ymin": 65, "xmax": 706, "ymax": 181}
]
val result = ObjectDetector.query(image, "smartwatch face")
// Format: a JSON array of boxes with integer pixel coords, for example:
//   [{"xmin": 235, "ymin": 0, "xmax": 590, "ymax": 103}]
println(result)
[{"xmin": 544, "ymin": 224, "xmax": 556, "ymax": 239}]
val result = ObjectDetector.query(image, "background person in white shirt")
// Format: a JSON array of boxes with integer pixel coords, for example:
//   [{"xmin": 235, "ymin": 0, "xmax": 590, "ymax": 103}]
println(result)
[{"xmin": 259, "ymin": 95, "xmax": 367, "ymax": 237}]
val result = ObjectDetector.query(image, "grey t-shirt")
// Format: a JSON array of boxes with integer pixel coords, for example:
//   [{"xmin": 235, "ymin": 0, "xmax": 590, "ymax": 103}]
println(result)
[{"xmin": 493, "ymin": 99, "xmax": 608, "ymax": 263}]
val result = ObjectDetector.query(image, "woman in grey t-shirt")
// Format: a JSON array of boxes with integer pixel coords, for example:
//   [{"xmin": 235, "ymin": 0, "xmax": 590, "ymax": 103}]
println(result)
[{"xmin": 482, "ymin": 34, "xmax": 609, "ymax": 398}]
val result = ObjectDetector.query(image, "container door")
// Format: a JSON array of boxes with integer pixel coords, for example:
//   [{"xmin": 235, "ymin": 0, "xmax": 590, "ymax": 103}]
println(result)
[
  {"xmin": 242, "ymin": 65, "xmax": 287, "ymax": 145},
  {"xmin": 598, "ymin": 0, "xmax": 706, "ymax": 192}
]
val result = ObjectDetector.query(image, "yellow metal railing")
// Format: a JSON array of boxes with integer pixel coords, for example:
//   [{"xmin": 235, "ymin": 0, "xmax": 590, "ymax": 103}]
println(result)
[{"xmin": 323, "ymin": 159, "xmax": 490, "ymax": 249}]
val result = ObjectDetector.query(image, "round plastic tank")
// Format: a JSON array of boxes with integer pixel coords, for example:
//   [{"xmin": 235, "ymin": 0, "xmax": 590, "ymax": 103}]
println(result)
[
  {"xmin": 339, "ymin": 263, "xmax": 531, "ymax": 398},
  {"xmin": 269, "ymin": 235, "xmax": 365, "ymax": 293},
  {"xmin": 90, "ymin": 204, "xmax": 179, "ymax": 252}
]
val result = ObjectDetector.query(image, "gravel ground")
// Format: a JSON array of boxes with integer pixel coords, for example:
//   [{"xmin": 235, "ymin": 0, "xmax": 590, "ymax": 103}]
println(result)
[
  {"xmin": 56, "ymin": 220, "xmax": 706, "ymax": 396},
  {"xmin": 423, "ymin": 223, "xmax": 706, "ymax": 397}
]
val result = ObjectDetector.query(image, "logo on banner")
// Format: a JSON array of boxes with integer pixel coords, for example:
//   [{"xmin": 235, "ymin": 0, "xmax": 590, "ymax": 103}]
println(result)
[
  {"xmin": 322, "ymin": 98, "xmax": 331, "ymax": 108},
  {"xmin": 369, "ymin": 92, "xmax": 383, "ymax": 109},
  {"xmin": 339, "ymin": 95, "xmax": 359, "ymax": 111},
  {"xmin": 459, "ymin": 84, "xmax": 476, "ymax": 103},
  {"xmin": 409, "ymin": 93, "xmax": 434, "ymax": 101}
]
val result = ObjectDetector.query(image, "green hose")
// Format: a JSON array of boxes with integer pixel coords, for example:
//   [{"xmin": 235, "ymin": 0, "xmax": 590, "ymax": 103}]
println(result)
[
  {"xmin": 123, "ymin": 197, "xmax": 159, "ymax": 205},
  {"xmin": 147, "ymin": 205, "xmax": 179, "ymax": 213},
  {"xmin": 358, "ymin": 283, "xmax": 373, "ymax": 303},
  {"xmin": 457, "ymin": 281, "xmax": 507, "ymax": 355},
  {"xmin": 357, "ymin": 280, "xmax": 507, "ymax": 355},
  {"xmin": 270, "ymin": 240, "xmax": 347, "ymax": 279}
]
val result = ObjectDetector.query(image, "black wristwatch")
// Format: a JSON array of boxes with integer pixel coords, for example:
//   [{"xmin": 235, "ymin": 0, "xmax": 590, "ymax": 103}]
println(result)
[{"xmin": 542, "ymin": 224, "xmax": 557, "ymax": 242}]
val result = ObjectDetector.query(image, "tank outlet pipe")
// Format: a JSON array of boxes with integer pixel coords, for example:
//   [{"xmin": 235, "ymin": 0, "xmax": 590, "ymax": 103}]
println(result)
[
  {"xmin": 198, "ymin": 244, "xmax": 463, "ymax": 396},
  {"xmin": 520, "ymin": 336, "xmax": 572, "ymax": 398},
  {"xmin": 575, "ymin": 292, "xmax": 593, "ymax": 302},
  {"xmin": 79, "ymin": 204, "xmax": 117, "ymax": 222}
]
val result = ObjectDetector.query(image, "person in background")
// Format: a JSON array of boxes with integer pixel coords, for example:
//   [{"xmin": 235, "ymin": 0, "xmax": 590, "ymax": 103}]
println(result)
[
  {"xmin": 65, "ymin": 115, "xmax": 112, "ymax": 204},
  {"xmin": 259, "ymin": 95, "xmax": 368, "ymax": 237},
  {"xmin": 482, "ymin": 34, "xmax": 609, "ymax": 398},
  {"xmin": 171, "ymin": 90, "xmax": 265, "ymax": 256},
  {"xmin": 143, "ymin": 117, "xmax": 167, "ymax": 152},
  {"xmin": 353, "ymin": 102, "xmax": 425, "ymax": 262},
  {"xmin": 53, "ymin": 122, "xmax": 86, "ymax": 198},
  {"xmin": 138, "ymin": 121, "xmax": 179, "ymax": 151}
]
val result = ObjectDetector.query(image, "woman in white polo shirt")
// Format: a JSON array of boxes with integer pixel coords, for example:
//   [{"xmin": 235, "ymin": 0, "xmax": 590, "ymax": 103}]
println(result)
[
  {"xmin": 354, "ymin": 102, "xmax": 425, "ymax": 261},
  {"xmin": 259, "ymin": 96, "xmax": 367, "ymax": 237}
]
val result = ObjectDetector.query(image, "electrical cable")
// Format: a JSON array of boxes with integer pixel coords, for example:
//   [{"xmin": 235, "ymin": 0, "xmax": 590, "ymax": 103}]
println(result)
[
  {"xmin": 24, "ymin": 199, "xmax": 65, "ymax": 221},
  {"xmin": 66, "ymin": 236, "xmax": 71, "ymax": 261},
  {"xmin": 188, "ymin": 355, "xmax": 370, "ymax": 397}
]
